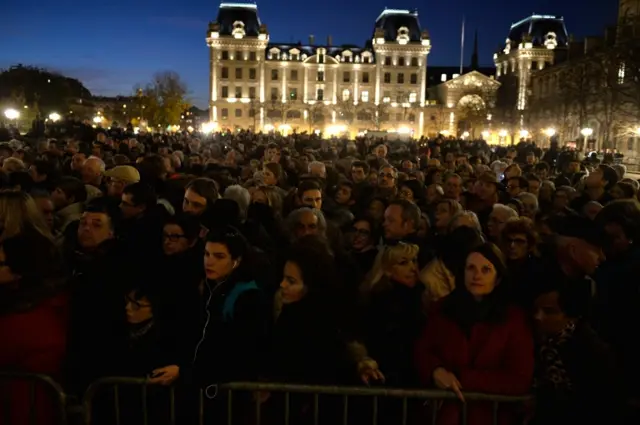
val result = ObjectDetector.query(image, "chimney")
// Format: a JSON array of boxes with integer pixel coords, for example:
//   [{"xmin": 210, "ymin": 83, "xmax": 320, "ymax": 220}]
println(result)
[
  {"xmin": 327, "ymin": 35, "xmax": 333, "ymax": 46},
  {"xmin": 309, "ymin": 34, "xmax": 315, "ymax": 45}
]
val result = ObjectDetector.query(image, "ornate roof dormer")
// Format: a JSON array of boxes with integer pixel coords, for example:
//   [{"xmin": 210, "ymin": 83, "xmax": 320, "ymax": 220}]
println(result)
[
  {"xmin": 232, "ymin": 21, "xmax": 246, "ymax": 39},
  {"xmin": 396, "ymin": 26, "xmax": 410, "ymax": 44}
]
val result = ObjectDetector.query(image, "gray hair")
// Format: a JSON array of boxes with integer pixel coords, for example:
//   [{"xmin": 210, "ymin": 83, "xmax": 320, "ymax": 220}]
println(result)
[
  {"xmin": 308, "ymin": 161, "xmax": 326, "ymax": 174},
  {"xmin": 87, "ymin": 156, "xmax": 106, "ymax": 172},
  {"xmin": 286, "ymin": 207, "xmax": 327, "ymax": 241},
  {"xmin": 492, "ymin": 203, "xmax": 519, "ymax": 219},
  {"xmin": 224, "ymin": 185, "xmax": 251, "ymax": 219},
  {"xmin": 516, "ymin": 192, "xmax": 539, "ymax": 211},
  {"xmin": 447, "ymin": 210, "xmax": 481, "ymax": 233}
]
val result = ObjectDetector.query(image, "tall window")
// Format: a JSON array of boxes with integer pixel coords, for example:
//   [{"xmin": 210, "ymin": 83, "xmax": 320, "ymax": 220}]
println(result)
[
  {"xmin": 409, "ymin": 92, "xmax": 417, "ymax": 103},
  {"xmin": 221, "ymin": 108, "xmax": 228, "ymax": 118},
  {"xmin": 318, "ymin": 54, "xmax": 324, "ymax": 63},
  {"xmin": 384, "ymin": 57, "xmax": 391, "ymax": 66},
  {"xmin": 235, "ymin": 51, "xmax": 242, "ymax": 61},
  {"xmin": 397, "ymin": 74, "xmax": 404, "ymax": 84},
  {"xmin": 249, "ymin": 87, "xmax": 256, "ymax": 99},
  {"xmin": 343, "ymin": 72, "xmax": 350, "ymax": 83},
  {"xmin": 235, "ymin": 87, "xmax": 242, "ymax": 98},
  {"xmin": 289, "ymin": 88, "xmax": 298, "ymax": 100},
  {"xmin": 317, "ymin": 71, "xmax": 324, "ymax": 82},
  {"xmin": 221, "ymin": 86, "xmax": 229, "ymax": 98},
  {"xmin": 235, "ymin": 108, "xmax": 242, "ymax": 117},
  {"xmin": 291, "ymin": 70, "xmax": 298, "ymax": 81},
  {"xmin": 361, "ymin": 91, "xmax": 369, "ymax": 102},
  {"xmin": 249, "ymin": 68, "xmax": 256, "ymax": 80},
  {"xmin": 271, "ymin": 69, "xmax": 279, "ymax": 80},
  {"xmin": 384, "ymin": 73, "xmax": 391, "ymax": 83},
  {"xmin": 235, "ymin": 68, "xmax": 242, "ymax": 79},
  {"xmin": 362, "ymin": 72, "xmax": 370, "ymax": 83},
  {"xmin": 249, "ymin": 52, "xmax": 257, "ymax": 61},
  {"xmin": 342, "ymin": 89, "xmax": 350, "ymax": 101},
  {"xmin": 270, "ymin": 88, "xmax": 278, "ymax": 100},
  {"xmin": 317, "ymin": 88, "xmax": 324, "ymax": 101},
  {"xmin": 411, "ymin": 57, "xmax": 418, "ymax": 67},
  {"xmin": 221, "ymin": 67, "xmax": 229, "ymax": 79},
  {"xmin": 221, "ymin": 51, "xmax": 229, "ymax": 60},
  {"xmin": 410, "ymin": 73, "xmax": 418, "ymax": 84},
  {"xmin": 398, "ymin": 57, "xmax": 405, "ymax": 66}
]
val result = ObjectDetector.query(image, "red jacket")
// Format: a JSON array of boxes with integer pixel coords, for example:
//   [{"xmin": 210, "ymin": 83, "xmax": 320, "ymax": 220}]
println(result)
[
  {"xmin": 414, "ymin": 301, "xmax": 534, "ymax": 425},
  {"xmin": 0, "ymin": 293, "xmax": 70, "ymax": 425}
]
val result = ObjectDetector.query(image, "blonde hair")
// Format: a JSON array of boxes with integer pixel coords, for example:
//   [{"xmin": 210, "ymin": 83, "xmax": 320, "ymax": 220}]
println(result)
[
  {"xmin": 254, "ymin": 185, "xmax": 284, "ymax": 216},
  {"xmin": 0, "ymin": 191, "xmax": 53, "ymax": 241},
  {"xmin": 2, "ymin": 157, "xmax": 25, "ymax": 173},
  {"xmin": 362, "ymin": 243, "xmax": 419, "ymax": 292}
]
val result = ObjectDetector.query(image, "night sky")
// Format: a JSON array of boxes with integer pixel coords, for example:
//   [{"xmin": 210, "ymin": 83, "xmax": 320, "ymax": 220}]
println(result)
[{"xmin": 2, "ymin": 0, "xmax": 617, "ymax": 108}]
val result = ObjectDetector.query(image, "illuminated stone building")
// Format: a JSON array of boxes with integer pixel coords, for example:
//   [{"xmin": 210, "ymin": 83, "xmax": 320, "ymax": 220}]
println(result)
[{"xmin": 206, "ymin": 3, "xmax": 431, "ymax": 137}]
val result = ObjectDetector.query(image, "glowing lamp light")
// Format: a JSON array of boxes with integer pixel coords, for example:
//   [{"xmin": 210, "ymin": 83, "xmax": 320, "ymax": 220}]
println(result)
[
  {"xmin": 519, "ymin": 129, "xmax": 530, "ymax": 138},
  {"xmin": 326, "ymin": 125, "xmax": 347, "ymax": 135},
  {"xmin": 581, "ymin": 127, "xmax": 593, "ymax": 137},
  {"xmin": 440, "ymin": 130, "xmax": 451, "ymax": 136},
  {"xmin": 48, "ymin": 112, "xmax": 61, "ymax": 122},
  {"xmin": 462, "ymin": 131, "xmax": 470, "ymax": 138},
  {"xmin": 133, "ymin": 127, "xmax": 140, "ymax": 135},
  {"xmin": 4, "ymin": 109, "xmax": 19, "ymax": 120},
  {"xmin": 201, "ymin": 121, "xmax": 218, "ymax": 134},
  {"xmin": 481, "ymin": 130, "xmax": 490, "ymax": 139},
  {"xmin": 187, "ymin": 126, "xmax": 194, "ymax": 133},
  {"xmin": 544, "ymin": 128, "xmax": 556, "ymax": 137},
  {"xmin": 397, "ymin": 126, "xmax": 413, "ymax": 135},
  {"xmin": 263, "ymin": 124, "xmax": 275, "ymax": 132},
  {"xmin": 498, "ymin": 129, "xmax": 508, "ymax": 138},
  {"xmin": 278, "ymin": 124, "xmax": 291, "ymax": 133},
  {"xmin": 92, "ymin": 116, "xmax": 103, "ymax": 124}
]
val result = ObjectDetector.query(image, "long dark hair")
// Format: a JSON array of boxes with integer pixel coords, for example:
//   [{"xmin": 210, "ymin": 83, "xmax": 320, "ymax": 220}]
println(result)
[{"xmin": 442, "ymin": 243, "xmax": 510, "ymax": 331}]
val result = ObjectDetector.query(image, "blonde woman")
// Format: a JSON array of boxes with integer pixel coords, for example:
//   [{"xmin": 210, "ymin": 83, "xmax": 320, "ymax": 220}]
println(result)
[
  {"xmin": 352, "ymin": 243, "xmax": 426, "ymax": 387},
  {"xmin": 251, "ymin": 185, "xmax": 284, "ymax": 217},
  {"xmin": 0, "ymin": 191, "xmax": 53, "ymax": 242}
]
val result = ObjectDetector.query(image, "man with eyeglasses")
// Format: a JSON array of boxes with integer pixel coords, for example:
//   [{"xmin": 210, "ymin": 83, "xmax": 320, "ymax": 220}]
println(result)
[{"xmin": 376, "ymin": 165, "xmax": 398, "ymax": 200}]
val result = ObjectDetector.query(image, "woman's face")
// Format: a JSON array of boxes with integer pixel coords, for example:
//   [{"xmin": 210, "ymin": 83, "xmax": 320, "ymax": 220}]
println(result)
[
  {"xmin": 503, "ymin": 232, "xmax": 529, "ymax": 261},
  {"xmin": 435, "ymin": 202, "xmax": 453, "ymax": 230},
  {"xmin": 251, "ymin": 189, "xmax": 269, "ymax": 206},
  {"xmin": 280, "ymin": 261, "xmax": 306, "ymax": 304},
  {"xmin": 464, "ymin": 252, "xmax": 498, "ymax": 298},
  {"xmin": 398, "ymin": 185, "xmax": 415, "ymax": 202},
  {"xmin": 368, "ymin": 200, "xmax": 385, "ymax": 222},
  {"xmin": 533, "ymin": 291, "xmax": 570, "ymax": 338},
  {"xmin": 352, "ymin": 220, "xmax": 373, "ymax": 251},
  {"xmin": 387, "ymin": 253, "xmax": 418, "ymax": 287},
  {"xmin": 263, "ymin": 169, "xmax": 277, "ymax": 186},
  {"xmin": 125, "ymin": 291, "xmax": 153, "ymax": 324},
  {"xmin": 204, "ymin": 242, "xmax": 236, "ymax": 281},
  {"xmin": 603, "ymin": 222, "xmax": 631, "ymax": 259},
  {"xmin": 163, "ymin": 224, "xmax": 192, "ymax": 256}
]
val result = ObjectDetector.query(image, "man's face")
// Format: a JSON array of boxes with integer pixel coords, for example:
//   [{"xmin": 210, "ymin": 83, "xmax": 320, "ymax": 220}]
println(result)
[
  {"xmin": 183, "ymin": 188, "xmax": 208, "ymax": 216},
  {"xmin": 383, "ymin": 204, "xmax": 411, "ymax": 240},
  {"xmin": 476, "ymin": 181, "xmax": 497, "ymax": 201},
  {"xmin": 51, "ymin": 187, "xmax": 70, "ymax": 209},
  {"xmin": 301, "ymin": 189, "xmax": 322, "ymax": 209},
  {"xmin": 444, "ymin": 176, "xmax": 462, "ymax": 199},
  {"xmin": 528, "ymin": 179, "xmax": 540, "ymax": 196},
  {"xmin": 78, "ymin": 212, "xmax": 113, "ymax": 249},
  {"xmin": 295, "ymin": 211, "xmax": 319, "ymax": 239},
  {"xmin": 335, "ymin": 186, "xmax": 352, "ymax": 206},
  {"xmin": 375, "ymin": 145, "xmax": 387, "ymax": 158},
  {"xmin": 351, "ymin": 166, "xmax": 366, "ymax": 183},
  {"xmin": 586, "ymin": 169, "xmax": 605, "ymax": 189},
  {"xmin": 107, "ymin": 178, "xmax": 127, "ymax": 198},
  {"xmin": 378, "ymin": 167, "xmax": 396, "ymax": 189},
  {"xmin": 120, "ymin": 193, "xmax": 145, "ymax": 220},
  {"xmin": 506, "ymin": 178, "xmax": 523, "ymax": 197},
  {"xmin": 34, "ymin": 197, "xmax": 55, "ymax": 230}
]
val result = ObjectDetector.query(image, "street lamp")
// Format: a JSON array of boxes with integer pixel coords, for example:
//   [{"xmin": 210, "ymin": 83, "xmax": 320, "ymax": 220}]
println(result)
[
  {"xmin": 519, "ymin": 129, "xmax": 530, "ymax": 139},
  {"xmin": 93, "ymin": 116, "xmax": 103, "ymax": 124},
  {"xmin": 481, "ymin": 130, "xmax": 490, "ymax": 139},
  {"xmin": 4, "ymin": 109, "xmax": 19, "ymax": 120},
  {"xmin": 544, "ymin": 128, "xmax": 556, "ymax": 137},
  {"xmin": 48, "ymin": 113, "xmax": 61, "ymax": 122},
  {"xmin": 461, "ymin": 131, "xmax": 470, "ymax": 139},
  {"xmin": 581, "ymin": 127, "xmax": 593, "ymax": 151}
]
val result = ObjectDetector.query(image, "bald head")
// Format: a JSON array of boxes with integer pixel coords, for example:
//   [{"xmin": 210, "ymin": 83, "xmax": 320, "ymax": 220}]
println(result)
[{"xmin": 82, "ymin": 156, "xmax": 105, "ymax": 186}]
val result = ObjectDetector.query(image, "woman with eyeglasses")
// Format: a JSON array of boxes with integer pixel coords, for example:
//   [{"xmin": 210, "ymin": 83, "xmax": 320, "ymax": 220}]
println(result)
[{"xmin": 349, "ymin": 217, "xmax": 380, "ymax": 275}]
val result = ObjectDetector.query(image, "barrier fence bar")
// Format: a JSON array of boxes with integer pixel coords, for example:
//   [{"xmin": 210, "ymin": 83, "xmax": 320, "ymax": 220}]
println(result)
[
  {"xmin": 0, "ymin": 371, "xmax": 68, "ymax": 425},
  {"xmin": 82, "ymin": 378, "xmax": 532, "ymax": 425}
]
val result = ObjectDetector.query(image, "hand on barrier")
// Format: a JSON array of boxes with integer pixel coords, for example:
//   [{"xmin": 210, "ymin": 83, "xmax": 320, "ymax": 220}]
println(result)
[
  {"xmin": 357, "ymin": 358, "xmax": 385, "ymax": 385},
  {"xmin": 432, "ymin": 367, "xmax": 465, "ymax": 403},
  {"xmin": 148, "ymin": 365, "xmax": 180, "ymax": 385}
]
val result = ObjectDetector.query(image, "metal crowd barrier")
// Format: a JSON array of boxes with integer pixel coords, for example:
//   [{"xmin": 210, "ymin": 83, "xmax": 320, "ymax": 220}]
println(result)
[
  {"xmin": 0, "ymin": 371, "xmax": 68, "ymax": 425},
  {"xmin": 83, "ymin": 377, "xmax": 533, "ymax": 425}
]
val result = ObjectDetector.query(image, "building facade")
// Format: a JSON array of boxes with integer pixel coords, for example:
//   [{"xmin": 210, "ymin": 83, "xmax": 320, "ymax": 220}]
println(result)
[{"xmin": 206, "ymin": 3, "xmax": 432, "ymax": 137}]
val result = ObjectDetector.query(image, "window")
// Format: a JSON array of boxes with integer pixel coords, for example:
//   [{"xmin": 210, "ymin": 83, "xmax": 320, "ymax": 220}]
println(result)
[
  {"xmin": 410, "ymin": 73, "xmax": 418, "ymax": 84},
  {"xmin": 235, "ymin": 108, "xmax": 242, "ymax": 117},
  {"xmin": 235, "ymin": 68, "xmax": 242, "ymax": 79},
  {"xmin": 235, "ymin": 51, "xmax": 242, "ymax": 60},
  {"xmin": 342, "ymin": 89, "xmax": 350, "ymax": 101},
  {"xmin": 287, "ymin": 110, "xmax": 301, "ymax": 119},
  {"xmin": 395, "ymin": 113, "xmax": 402, "ymax": 121},
  {"xmin": 249, "ymin": 87, "xmax": 256, "ymax": 99},
  {"xmin": 409, "ymin": 92, "xmax": 417, "ymax": 103},
  {"xmin": 398, "ymin": 57, "xmax": 405, "ymax": 66},
  {"xmin": 440, "ymin": 73, "xmax": 447, "ymax": 82},
  {"xmin": 249, "ymin": 51, "xmax": 257, "ymax": 61},
  {"xmin": 221, "ymin": 67, "xmax": 229, "ymax": 79},
  {"xmin": 235, "ymin": 87, "xmax": 242, "ymax": 98},
  {"xmin": 291, "ymin": 54, "xmax": 298, "ymax": 61},
  {"xmin": 291, "ymin": 70, "xmax": 298, "ymax": 81},
  {"xmin": 271, "ymin": 69, "xmax": 279, "ymax": 80},
  {"xmin": 249, "ymin": 108, "xmax": 256, "ymax": 118},
  {"xmin": 317, "ymin": 71, "xmax": 324, "ymax": 82},
  {"xmin": 384, "ymin": 57, "xmax": 391, "ymax": 66},
  {"xmin": 361, "ymin": 90, "xmax": 369, "ymax": 102},
  {"xmin": 221, "ymin": 86, "xmax": 229, "ymax": 98},
  {"xmin": 452, "ymin": 73, "xmax": 460, "ymax": 79},
  {"xmin": 249, "ymin": 68, "xmax": 256, "ymax": 80},
  {"xmin": 384, "ymin": 73, "xmax": 391, "ymax": 83},
  {"xmin": 270, "ymin": 88, "xmax": 278, "ymax": 100},
  {"xmin": 317, "ymin": 88, "xmax": 324, "ymax": 101},
  {"xmin": 383, "ymin": 91, "xmax": 391, "ymax": 102},
  {"xmin": 221, "ymin": 108, "xmax": 228, "ymax": 119},
  {"xmin": 397, "ymin": 74, "xmax": 404, "ymax": 84},
  {"xmin": 221, "ymin": 51, "xmax": 229, "ymax": 60},
  {"xmin": 397, "ymin": 92, "xmax": 404, "ymax": 103},
  {"xmin": 289, "ymin": 88, "xmax": 298, "ymax": 100},
  {"xmin": 411, "ymin": 57, "xmax": 418, "ymax": 67},
  {"xmin": 343, "ymin": 71, "xmax": 350, "ymax": 83},
  {"xmin": 318, "ymin": 54, "xmax": 324, "ymax": 63},
  {"xmin": 362, "ymin": 72, "xmax": 370, "ymax": 83}
]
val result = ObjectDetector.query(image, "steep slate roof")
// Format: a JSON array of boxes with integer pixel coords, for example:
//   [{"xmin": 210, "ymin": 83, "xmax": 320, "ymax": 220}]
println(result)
[
  {"xmin": 266, "ymin": 43, "xmax": 376, "ymax": 62},
  {"xmin": 374, "ymin": 9, "xmax": 422, "ymax": 42},
  {"xmin": 215, "ymin": 3, "xmax": 261, "ymax": 36},
  {"xmin": 507, "ymin": 14, "xmax": 569, "ymax": 47}
]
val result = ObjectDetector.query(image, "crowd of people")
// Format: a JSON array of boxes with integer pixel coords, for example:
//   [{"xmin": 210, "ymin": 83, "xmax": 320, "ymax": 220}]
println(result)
[{"xmin": 0, "ymin": 121, "xmax": 639, "ymax": 425}]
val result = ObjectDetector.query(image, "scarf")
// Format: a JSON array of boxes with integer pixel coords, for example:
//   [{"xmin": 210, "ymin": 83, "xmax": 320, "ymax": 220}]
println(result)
[
  {"xmin": 537, "ymin": 320, "xmax": 577, "ymax": 391},
  {"xmin": 129, "ymin": 319, "xmax": 155, "ymax": 344}
]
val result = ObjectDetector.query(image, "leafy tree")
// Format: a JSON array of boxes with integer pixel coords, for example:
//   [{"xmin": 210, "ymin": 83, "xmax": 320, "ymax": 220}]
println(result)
[{"xmin": 138, "ymin": 71, "xmax": 189, "ymax": 127}]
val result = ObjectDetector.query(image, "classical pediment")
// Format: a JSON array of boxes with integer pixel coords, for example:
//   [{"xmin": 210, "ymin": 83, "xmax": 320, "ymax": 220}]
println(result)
[{"xmin": 444, "ymin": 71, "xmax": 500, "ymax": 88}]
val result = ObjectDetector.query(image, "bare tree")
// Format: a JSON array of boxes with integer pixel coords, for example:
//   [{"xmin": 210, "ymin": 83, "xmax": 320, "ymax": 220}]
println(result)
[
  {"xmin": 333, "ymin": 98, "xmax": 357, "ymax": 128},
  {"xmin": 362, "ymin": 103, "xmax": 390, "ymax": 130},
  {"xmin": 307, "ymin": 102, "xmax": 326, "ymax": 130}
]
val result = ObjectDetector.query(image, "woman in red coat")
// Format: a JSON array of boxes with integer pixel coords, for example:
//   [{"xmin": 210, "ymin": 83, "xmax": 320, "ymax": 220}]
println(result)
[{"xmin": 414, "ymin": 243, "xmax": 534, "ymax": 425}]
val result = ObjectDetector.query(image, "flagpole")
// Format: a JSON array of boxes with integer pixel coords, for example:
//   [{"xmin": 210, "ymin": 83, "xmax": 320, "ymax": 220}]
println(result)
[{"xmin": 460, "ymin": 16, "xmax": 465, "ymax": 75}]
